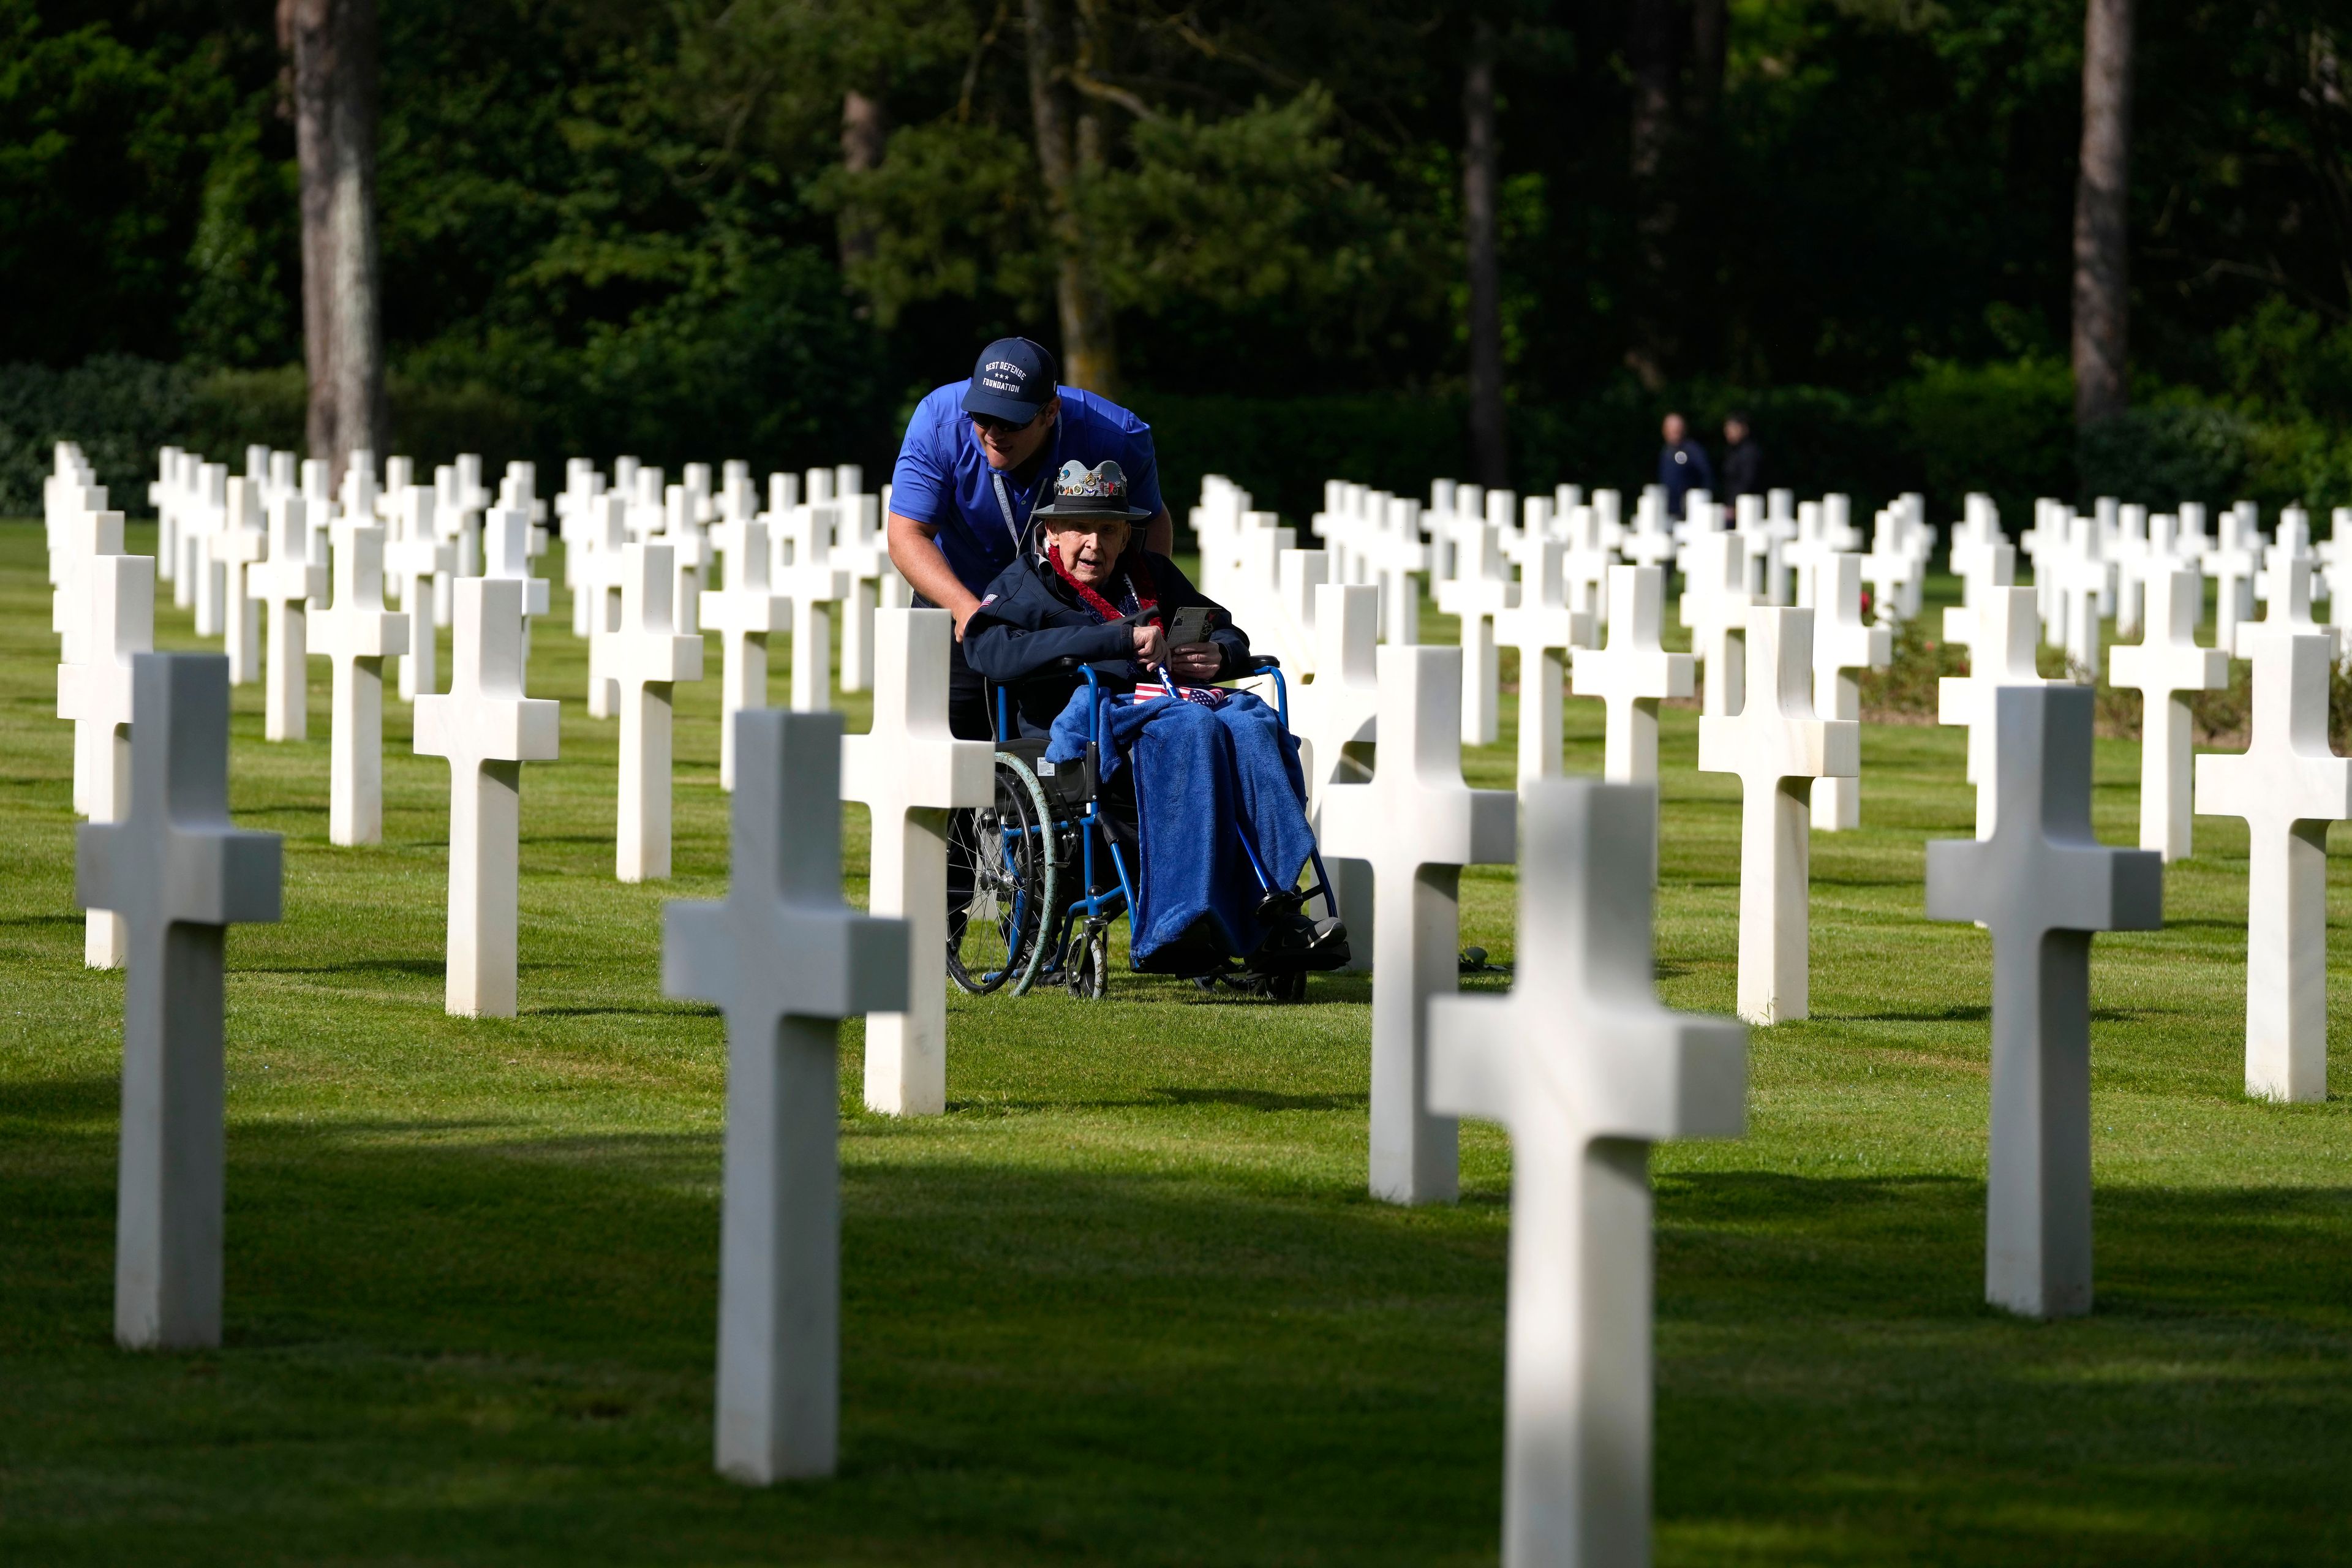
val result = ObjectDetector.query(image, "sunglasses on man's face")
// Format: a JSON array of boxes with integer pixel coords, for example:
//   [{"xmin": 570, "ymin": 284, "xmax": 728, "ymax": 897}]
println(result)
[{"xmin": 971, "ymin": 409, "xmax": 1044, "ymax": 436}]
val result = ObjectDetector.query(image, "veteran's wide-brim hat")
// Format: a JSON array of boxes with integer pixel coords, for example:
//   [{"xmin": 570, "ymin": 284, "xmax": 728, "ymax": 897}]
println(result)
[{"xmin": 1030, "ymin": 458, "xmax": 1153, "ymax": 521}]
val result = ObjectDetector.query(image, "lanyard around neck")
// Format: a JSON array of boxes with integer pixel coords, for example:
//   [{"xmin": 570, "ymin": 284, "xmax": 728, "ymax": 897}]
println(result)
[{"xmin": 983, "ymin": 420, "xmax": 1060, "ymax": 554}]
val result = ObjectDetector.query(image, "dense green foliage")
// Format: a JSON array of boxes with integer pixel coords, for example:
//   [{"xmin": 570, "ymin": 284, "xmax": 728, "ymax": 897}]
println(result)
[
  {"xmin": 7, "ymin": 526, "xmax": 2352, "ymax": 1563},
  {"xmin": 9, "ymin": 1, "xmax": 2352, "ymax": 514}
]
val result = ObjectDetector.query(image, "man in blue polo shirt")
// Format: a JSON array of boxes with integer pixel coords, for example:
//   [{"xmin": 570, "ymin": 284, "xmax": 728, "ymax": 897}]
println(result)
[{"xmin": 888, "ymin": 337, "xmax": 1174, "ymax": 739}]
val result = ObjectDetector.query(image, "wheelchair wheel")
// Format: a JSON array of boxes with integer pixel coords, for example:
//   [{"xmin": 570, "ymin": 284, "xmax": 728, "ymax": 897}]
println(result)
[
  {"xmin": 1068, "ymin": 923, "xmax": 1110, "ymax": 1001},
  {"xmin": 946, "ymin": 756, "xmax": 1058, "ymax": 997}
]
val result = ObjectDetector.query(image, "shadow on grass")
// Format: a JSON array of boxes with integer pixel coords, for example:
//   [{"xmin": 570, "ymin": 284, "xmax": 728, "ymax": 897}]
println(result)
[
  {"xmin": 0, "ymin": 1074, "xmax": 119, "ymax": 1120},
  {"xmin": 249, "ymin": 956, "xmax": 445, "ymax": 979},
  {"xmin": 526, "ymin": 1003, "xmax": 707, "ymax": 1019},
  {"xmin": 6, "ymin": 1120, "xmax": 2351, "ymax": 1566},
  {"xmin": 1152, "ymin": 1086, "xmax": 1369, "ymax": 1113},
  {"xmin": 1830, "ymin": 1003, "xmax": 1992, "ymax": 1023}
]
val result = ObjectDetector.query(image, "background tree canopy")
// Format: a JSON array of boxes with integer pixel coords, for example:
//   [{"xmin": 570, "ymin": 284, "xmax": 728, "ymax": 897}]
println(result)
[{"xmin": 9, "ymin": 0, "xmax": 2352, "ymax": 521}]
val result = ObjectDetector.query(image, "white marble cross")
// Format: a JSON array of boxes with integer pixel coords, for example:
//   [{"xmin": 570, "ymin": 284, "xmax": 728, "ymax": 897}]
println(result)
[
  {"xmin": 1293, "ymin": 583, "xmax": 1383, "ymax": 967},
  {"xmin": 59, "ymin": 552, "xmax": 155, "ymax": 968},
  {"xmin": 1429, "ymin": 778, "xmax": 1745, "ymax": 1568},
  {"xmin": 2111, "ymin": 505, "xmax": 2153, "ymax": 636},
  {"xmin": 148, "ymin": 447, "xmax": 181, "ymax": 583},
  {"xmin": 1262, "ymin": 546, "xmax": 1329, "ymax": 676},
  {"xmin": 1941, "ymin": 538, "xmax": 2016, "ymax": 665},
  {"xmin": 1493, "ymin": 538, "xmax": 1591, "ymax": 787},
  {"xmin": 831, "ymin": 484, "xmax": 884, "ymax": 692},
  {"xmin": 2236, "ymin": 554, "xmax": 2336, "ymax": 660},
  {"xmin": 774, "ymin": 512, "xmax": 850, "ymax": 714},
  {"xmin": 1436, "ymin": 522, "xmax": 1517, "ymax": 747},
  {"xmin": 1571, "ymin": 565, "xmax": 1694, "ymax": 793},
  {"xmin": 217, "ymin": 478, "xmax": 268, "ymax": 685},
  {"xmin": 1808, "ymin": 554, "xmax": 1891, "ymax": 831},
  {"xmin": 1697, "ymin": 608, "xmax": 1857, "ymax": 1023},
  {"xmin": 663, "ymin": 709, "xmax": 908, "ymax": 1483},
  {"xmin": 2203, "ymin": 510, "xmax": 2263, "ymax": 652},
  {"xmin": 557, "ymin": 459, "xmax": 606, "ymax": 611},
  {"xmin": 2051, "ymin": 525, "xmax": 2113, "ymax": 679},
  {"xmin": 76, "ymin": 654, "xmax": 282, "ymax": 1348},
  {"xmin": 484, "ymin": 503, "xmax": 551, "ymax": 622},
  {"xmin": 2108, "ymin": 566, "xmax": 2225, "ymax": 861},
  {"xmin": 247, "ymin": 496, "xmax": 326, "ymax": 742},
  {"xmin": 1860, "ymin": 534, "xmax": 1917, "ymax": 628},
  {"xmin": 2195, "ymin": 631, "xmax": 2352, "ymax": 1103},
  {"xmin": 662, "ymin": 502, "xmax": 713, "ymax": 638},
  {"xmin": 579, "ymin": 492, "xmax": 630, "ymax": 717},
  {"xmin": 413, "ymin": 579, "xmax": 560, "ymax": 1017},
  {"xmin": 48, "ymin": 494, "xmax": 119, "ymax": 668},
  {"xmin": 842, "ymin": 609, "xmax": 995, "ymax": 1115},
  {"xmin": 1926, "ymin": 684, "xmax": 2162, "ymax": 1318},
  {"xmin": 1937, "ymin": 586, "xmax": 2056, "ymax": 818},
  {"xmin": 187, "ymin": 462, "xmax": 229, "ymax": 632},
  {"xmin": 562, "ymin": 467, "xmax": 605, "ymax": 630},
  {"xmin": 701, "ymin": 519, "xmax": 791, "ymax": 790},
  {"xmin": 1678, "ymin": 532, "xmax": 1749, "ymax": 717},
  {"xmin": 313, "ymin": 521, "xmax": 411, "ymax": 846},
  {"xmin": 612, "ymin": 542, "xmax": 706, "ymax": 882},
  {"xmin": 1319, "ymin": 646, "xmax": 1517, "ymax": 1203},
  {"xmin": 1558, "ymin": 506, "xmax": 1613, "ymax": 627},
  {"xmin": 1370, "ymin": 496, "xmax": 1429, "ymax": 646},
  {"xmin": 386, "ymin": 487, "xmax": 453, "ymax": 702}
]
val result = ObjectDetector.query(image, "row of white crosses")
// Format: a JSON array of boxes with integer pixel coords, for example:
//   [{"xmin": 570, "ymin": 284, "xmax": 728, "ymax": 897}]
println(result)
[
  {"xmin": 1299, "ymin": 473, "xmax": 1891, "ymax": 868},
  {"xmin": 1951, "ymin": 503, "xmax": 2350, "ymax": 1112},
  {"xmin": 2018, "ymin": 490, "xmax": 2352, "ymax": 662},
  {"xmin": 1310, "ymin": 481, "xmax": 1426, "ymax": 644},
  {"xmin": 560, "ymin": 458, "xmax": 908, "ymax": 752},
  {"xmin": 64, "ymin": 579, "xmax": 2171, "ymax": 1567},
  {"xmin": 69, "ymin": 487, "xmax": 2239, "ymax": 1558}
]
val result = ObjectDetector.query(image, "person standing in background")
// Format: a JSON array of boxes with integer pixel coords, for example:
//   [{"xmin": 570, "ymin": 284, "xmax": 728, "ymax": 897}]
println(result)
[
  {"xmin": 1657, "ymin": 411, "xmax": 1715, "ymax": 517},
  {"xmin": 1721, "ymin": 412, "xmax": 1763, "ymax": 500}
]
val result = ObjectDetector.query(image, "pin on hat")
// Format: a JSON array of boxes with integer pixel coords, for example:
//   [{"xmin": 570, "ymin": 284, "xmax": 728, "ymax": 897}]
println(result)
[{"xmin": 1030, "ymin": 460, "xmax": 1153, "ymax": 521}]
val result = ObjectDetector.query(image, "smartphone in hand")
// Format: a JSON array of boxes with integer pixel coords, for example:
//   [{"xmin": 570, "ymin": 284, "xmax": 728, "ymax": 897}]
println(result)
[{"xmin": 1167, "ymin": 604, "xmax": 1215, "ymax": 646}]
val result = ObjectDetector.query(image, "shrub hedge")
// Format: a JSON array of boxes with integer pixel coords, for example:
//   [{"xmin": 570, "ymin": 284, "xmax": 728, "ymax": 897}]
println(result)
[{"xmin": 7, "ymin": 352, "xmax": 2345, "ymax": 535}]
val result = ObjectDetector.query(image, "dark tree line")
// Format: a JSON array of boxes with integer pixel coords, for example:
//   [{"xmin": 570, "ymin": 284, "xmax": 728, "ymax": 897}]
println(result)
[{"xmin": 9, "ymin": 0, "xmax": 2352, "ymax": 491}]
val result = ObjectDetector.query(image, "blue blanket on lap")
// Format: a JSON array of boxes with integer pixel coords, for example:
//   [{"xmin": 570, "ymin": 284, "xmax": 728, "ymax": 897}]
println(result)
[{"xmin": 1046, "ymin": 688, "xmax": 1316, "ymax": 968}]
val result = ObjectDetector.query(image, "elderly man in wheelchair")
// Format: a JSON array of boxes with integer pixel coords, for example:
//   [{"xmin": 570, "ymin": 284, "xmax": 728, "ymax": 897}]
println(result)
[{"xmin": 951, "ymin": 457, "xmax": 1349, "ymax": 999}]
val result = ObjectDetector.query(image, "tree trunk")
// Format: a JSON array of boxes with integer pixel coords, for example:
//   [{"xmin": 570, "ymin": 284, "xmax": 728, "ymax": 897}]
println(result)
[
  {"xmin": 1025, "ymin": 0, "xmax": 1118, "ymax": 394},
  {"xmin": 280, "ymin": 0, "xmax": 384, "ymax": 491},
  {"xmin": 1689, "ymin": 0, "xmax": 1726, "ymax": 126},
  {"xmin": 2073, "ymin": 0, "xmax": 2133, "ymax": 426},
  {"xmin": 1685, "ymin": 0, "xmax": 1728, "ymax": 379},
  {"xmin": 1625, "ymin": 0, "xmax": 1681, "ymax": 391},
  {"xmin": 1463, "ymin": 18, "xmax": 1508, "ymax": 488},
  {"xmin": 839, "ymin": 89, "xmax": 886, "ymax": 273}
]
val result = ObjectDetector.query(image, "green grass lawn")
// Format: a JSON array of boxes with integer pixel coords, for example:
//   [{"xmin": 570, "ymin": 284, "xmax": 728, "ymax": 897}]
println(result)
[{"xmin": 4, "ymin": 520, "xmax": 2348, "ymax": 1566}]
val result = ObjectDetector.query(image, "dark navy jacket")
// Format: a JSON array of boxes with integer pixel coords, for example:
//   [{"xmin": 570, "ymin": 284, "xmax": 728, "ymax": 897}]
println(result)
[
  {"xmin": 1658, "ymin": 438, "xmax": 1716, "ymax": 514},
  {"xmin": 962, "ymin": 549, "xmax": 1252, "ymax": 738}
]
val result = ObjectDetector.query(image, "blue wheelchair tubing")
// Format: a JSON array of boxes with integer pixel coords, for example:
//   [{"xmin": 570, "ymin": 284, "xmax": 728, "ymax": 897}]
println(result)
[{"xmin": 987, "ymin": 657, "xmax": 1343, "ymax": 982}]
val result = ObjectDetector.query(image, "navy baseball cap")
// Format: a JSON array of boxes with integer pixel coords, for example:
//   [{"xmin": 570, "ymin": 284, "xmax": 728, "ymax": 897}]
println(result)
[{"xmin": 963, "ymin": 337, "xmax": 1059, "ymax": 423}]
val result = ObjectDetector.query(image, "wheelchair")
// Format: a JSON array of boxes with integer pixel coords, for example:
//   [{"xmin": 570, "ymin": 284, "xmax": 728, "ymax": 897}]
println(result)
[{"xmin": 945, "ymin": 655, "xmax": 1344, "ymax": 1002}]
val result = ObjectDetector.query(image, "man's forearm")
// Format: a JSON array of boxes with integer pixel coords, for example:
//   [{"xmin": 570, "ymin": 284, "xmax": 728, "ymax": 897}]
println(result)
[
  {"xmin": 886, "ymin": 512, "xmax": 982, "ymax": 631},
  {"xmin": 1146, "ymin": 506, "xmax": 1174, "ymax": 557}
]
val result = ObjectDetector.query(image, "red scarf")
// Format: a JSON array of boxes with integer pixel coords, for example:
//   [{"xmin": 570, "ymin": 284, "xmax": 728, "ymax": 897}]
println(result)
[{"xmin": 1047, "ymin": 543, "xmax": 1161, "ymax": 629}]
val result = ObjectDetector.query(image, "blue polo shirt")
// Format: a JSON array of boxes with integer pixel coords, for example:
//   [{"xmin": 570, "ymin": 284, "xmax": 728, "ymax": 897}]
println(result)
[{"xmin": 889, "ymin": 383, "xmax": 1164, "ymax": 598}]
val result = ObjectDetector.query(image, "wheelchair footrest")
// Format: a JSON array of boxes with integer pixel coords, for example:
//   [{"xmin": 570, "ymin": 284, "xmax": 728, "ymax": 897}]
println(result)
[{"xmin": 1250, "ymin": 916, "xmax": 1351, "ymax": 973}]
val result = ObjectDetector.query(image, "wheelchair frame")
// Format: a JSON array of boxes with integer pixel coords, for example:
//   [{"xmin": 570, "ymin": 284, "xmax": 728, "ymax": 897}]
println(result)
[{"xmin": 952, "ymin": 655, "xmax": 1342, "ymax": 1001}]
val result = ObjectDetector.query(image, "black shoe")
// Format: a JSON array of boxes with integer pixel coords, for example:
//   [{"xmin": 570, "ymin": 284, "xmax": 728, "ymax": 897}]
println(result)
[{"xmin": 1254, "ymin": 914, "xmax": 1351, "ymax": 972}]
